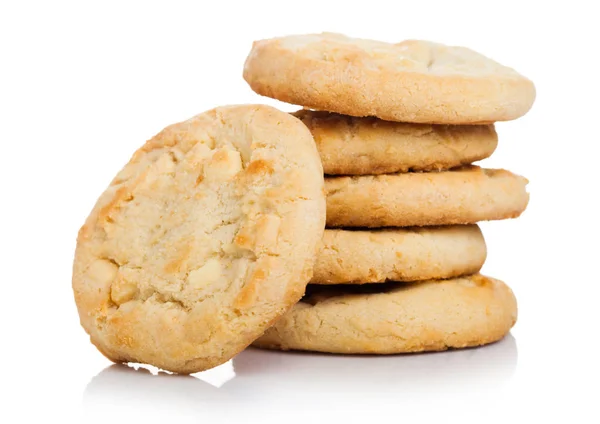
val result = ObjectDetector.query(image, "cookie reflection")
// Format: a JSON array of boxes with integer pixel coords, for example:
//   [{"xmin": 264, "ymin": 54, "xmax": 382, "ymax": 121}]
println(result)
[
  {"xmin": 84, "ymin": 334, "xmax": 516, "ymax": 418},
  {"xmin": 234, "ymin": 334, "xmax": 517, "ymax": 394},
  {"xmin": 83, "ymin": 364, "xmax": 233, "ymax": 421}
]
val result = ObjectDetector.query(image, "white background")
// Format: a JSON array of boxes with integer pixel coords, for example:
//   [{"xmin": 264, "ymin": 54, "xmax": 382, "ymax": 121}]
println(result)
[{"xmin": 2, "ymin": 1, "xmax": 599, "ymax": 423}]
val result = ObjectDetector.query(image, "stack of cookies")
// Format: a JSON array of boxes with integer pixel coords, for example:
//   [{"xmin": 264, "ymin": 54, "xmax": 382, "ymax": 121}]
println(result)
[
  {"xmin": 72, "ymin": 33, "xmax": 535, "ymax": 375},
  {"xmin": 243, "ymin": 33, "xmax": 535, "ymax": 354}
]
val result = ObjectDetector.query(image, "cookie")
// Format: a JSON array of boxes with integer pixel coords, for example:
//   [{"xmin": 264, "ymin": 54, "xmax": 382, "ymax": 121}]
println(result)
[
  {"xmin": 253, "ymin": 274, "xmax": 517, "ymax": 353},
  {"xmin": 314, "ymin": 225, "xmax": 485, "ymax": 284},
  {"xmin": 72, "ymin": 105, "xmax": 326, "ymax": 374},
  {"xmin": 294, "ymin": 110, "xmax": 497, "ymax": 175},
  {"xmin": 326, "ymin": 166, "xmax": 529, "ymax": 227},
  {"xmin": 244, "ymin": 33, "xmax": 536, "ymax": 124}
]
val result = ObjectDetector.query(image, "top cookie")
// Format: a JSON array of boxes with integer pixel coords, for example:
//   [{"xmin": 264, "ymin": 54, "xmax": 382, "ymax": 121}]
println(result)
[
  {"xmin": 72, "ymin": 105, "xmax": 325, "ymax": 374},
  {"xmin": 244, "ymin": 33, "xmax": 536, "ymax": 124}
]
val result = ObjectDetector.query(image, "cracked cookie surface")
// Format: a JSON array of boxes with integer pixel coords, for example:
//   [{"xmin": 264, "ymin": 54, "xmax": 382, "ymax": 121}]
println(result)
[
  {"xmin": 326, "ymin": 166, "xmax": 529, "ymax": 227},
  {"xmin": 244, "ymin": 33, "xmax": 536, "ymax": 124},
  {"xmin": 294, "ymin": 110, "xmax": 497, "ymax": 175},
  {"xmin": 314, "ymin": 225, "xmax": 486, "ymax": 284},
  {"xmin": 254, "ymin": 274, "xmax": 517, "ymax": 353},
  {"xmin": 72, "ymin": 105, "xmax": 325, "ymax": 373}
]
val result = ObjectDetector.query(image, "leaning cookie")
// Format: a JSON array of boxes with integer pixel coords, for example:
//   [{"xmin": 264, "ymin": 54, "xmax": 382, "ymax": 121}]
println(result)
[
  {"xmin": 294, "ymin": 110, "xmax": 497, "ymax": 175},
  {"xmin": 314, "ymin": 225, "xmax": 486, "ymax": 284},
  {"xmin": 253, "ymin": 275, "xmax": 517, "ymax": 353},
  {"xmin": 326, "ymin": 166, "xmax": 529, "ymax": 228},
  {"xmin": 72, "ymin": 105, "xmax": 325, "ymax": 374},
  {"xmin": 245, "ymin": 33, "xmax": 535, "ymax": 124}
]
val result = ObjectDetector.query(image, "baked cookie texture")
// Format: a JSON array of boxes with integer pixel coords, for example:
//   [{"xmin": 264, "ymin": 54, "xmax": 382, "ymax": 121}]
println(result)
[
  {"xmin": 314, "ymin": 225, "xmax": 486, "ymax": 284},
  {"xmin": 253, "ymin": 274, "xmax": 517, "ymax": 353},
  {"xmin": 326, "ymin": 166, "xmax": 529, "ymax": 227},
  {"xmin": 294, "ymin": 110, "xmax": 497, "ymax": 175},
  {"xmin": 244, "ymin": 33, "xmax": 536, "ymax": 124},
  {"xmin": 72, "ymin": 105, "xmax": 326, "ymax": 374}
]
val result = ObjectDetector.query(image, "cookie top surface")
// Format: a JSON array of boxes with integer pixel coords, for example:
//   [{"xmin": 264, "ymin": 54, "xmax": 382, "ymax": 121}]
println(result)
[
  {"xmin": 294, "ymin": 110, "xmax": 497, "ymax": 175},
  {"xmin": 254, "ymin": 274, "xmax": 517, "ymax": 353},
  {"xmin": 72, "ymin": 105, "xmax": 325, "ymax": 373},
  {"xmin": 244, "ymin": 33, "xmax": 536, "ymax": 124},
  {"xmin": 326, "ymin": 166, "xmax": 529, "ymax": 227},
  {"xmin": 314, "ymin": 225, "xmax": 486, "ymax": 284}
]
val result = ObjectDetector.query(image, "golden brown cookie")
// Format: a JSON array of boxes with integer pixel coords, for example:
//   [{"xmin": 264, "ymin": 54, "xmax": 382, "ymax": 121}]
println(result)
[
  {"xmin": 72, "ymin": 105, "xmax": 326, "ymax": 374},
  {"xmin": 314, "ymin": 225, "xmax": 486, "ymax": 284},
  {"xmin": 244, "ymin": 33, "xmax": 536, "ymax": 124},
  {"xmin": 326, "ymin": 166, "xmax": 529, "ymax": 227},
  {"xmin": 294, "ymin": 110, "xmax": 497, "ymax": 175},
  {"xmin": 254, "ymin": 274, "xmax": 517, "ymax": 353}
]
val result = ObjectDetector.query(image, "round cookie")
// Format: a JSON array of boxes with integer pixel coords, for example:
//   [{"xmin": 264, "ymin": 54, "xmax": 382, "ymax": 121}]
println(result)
[
  {"xmin": 244, "ymin": 33, "xmax": 536, "ymax": 124},
  {"xmin": 314, "ymin": 225, "xmax": 486, "ymax": 284},
  {"xmin": 72, "ymin": 105, "xmax": 326, "ymax": 374},
  {"xmin": 253, "ymin": 274, "xmax": 517, "ymax": 353},
  {"xmin": 326, "ymin": 166, "xmax": 529, "ymax": 228},
  {"xmin": 294, "ymin": 110, "xmax": 498, "ymax": 175}
]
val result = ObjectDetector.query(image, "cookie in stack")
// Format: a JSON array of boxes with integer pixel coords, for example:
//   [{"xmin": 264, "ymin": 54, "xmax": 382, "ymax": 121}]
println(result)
[{"xmin": 243, "ymin": 33, "xmax": 535, "ymax": 353}]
